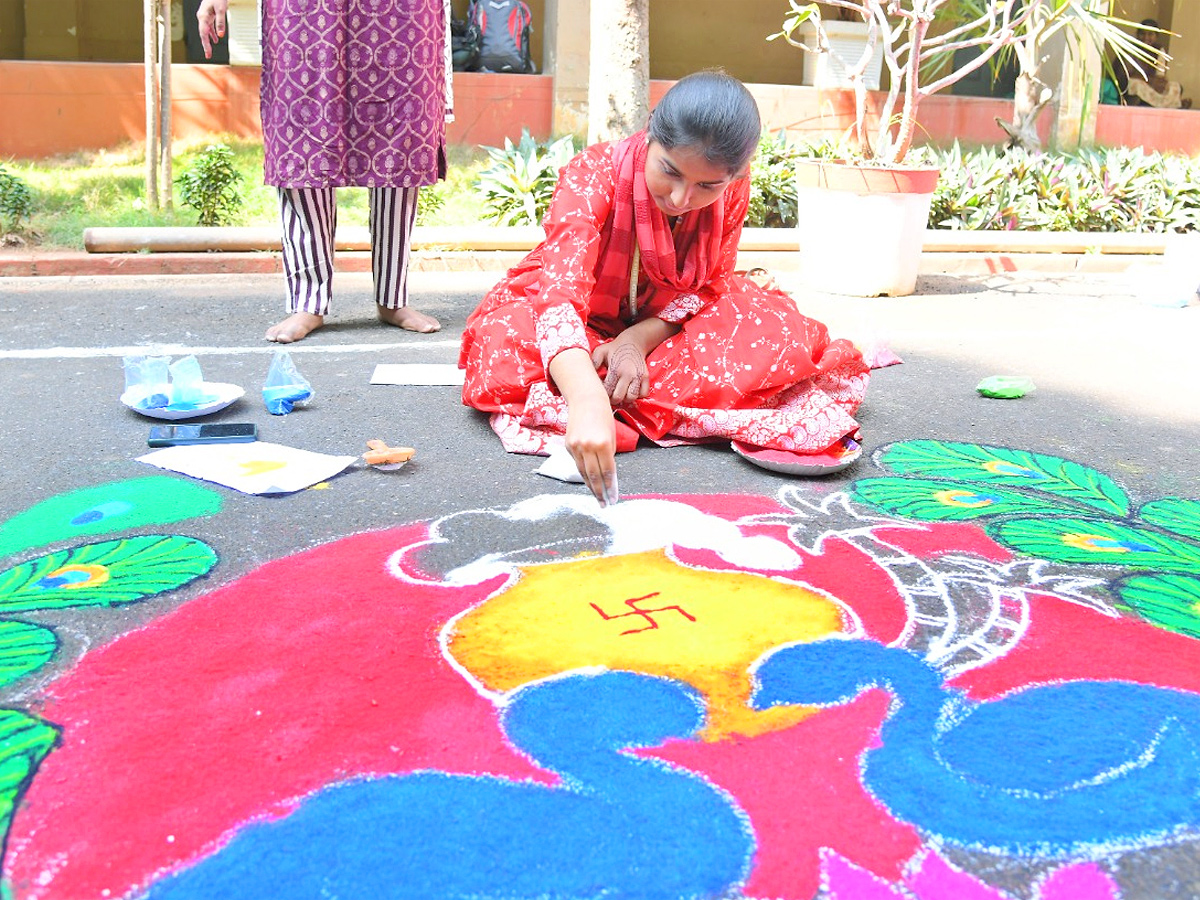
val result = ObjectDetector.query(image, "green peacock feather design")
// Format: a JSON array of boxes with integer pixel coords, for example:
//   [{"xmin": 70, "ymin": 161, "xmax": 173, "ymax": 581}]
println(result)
[
  {"xmin": 872, "ymin": 441, "xmax": 1130, "ymax": 516},
  {"xmin": 0, "ymin": 477, "xmax": 222, "ymax": 889},
  {"xmin": 0, "ymin": 623, "xmax": 57, "ymax": 688},
  {"xmin": 852, "ymin": 440, "xmax": 1200, "ymax": 641},
  {"xmin": 0, "ymin": 711, "xmax": 59, "ymax": 869},
  {"xmin": 0, "ymin": 476, "xmax": 221, "ymax": 559},
  {"xmin": 0, "ymin": 535, "xmax": 217, "ymax": 612}
]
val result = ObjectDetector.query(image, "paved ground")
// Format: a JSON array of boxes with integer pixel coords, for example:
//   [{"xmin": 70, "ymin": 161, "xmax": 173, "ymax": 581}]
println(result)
[
  {"xmin": 0, "ymin": 261, "xmax": 1198, "ymax": 898},
  {"xmin": 1, "ymin": 260, "xmax": 1197, "ymax": 691}
]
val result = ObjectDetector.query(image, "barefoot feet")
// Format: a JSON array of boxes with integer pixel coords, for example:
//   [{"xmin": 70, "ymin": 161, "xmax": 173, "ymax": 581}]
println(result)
[
  {"xmin": 266, "ymin": 312, "xmax": 324, "ymax": 343},
  {"xmin": 377, "ymin": 305, "xmax": 441, "ymax": 333}
]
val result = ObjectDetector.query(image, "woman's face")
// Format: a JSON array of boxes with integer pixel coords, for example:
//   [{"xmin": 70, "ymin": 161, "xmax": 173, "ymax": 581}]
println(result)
[{"xmin": 644, "ymin": 141, "xmax": 739, "ymax": 217}]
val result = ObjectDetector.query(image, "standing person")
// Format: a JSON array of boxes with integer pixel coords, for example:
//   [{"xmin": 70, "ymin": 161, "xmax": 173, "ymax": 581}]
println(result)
[
  {"xmin": 459, "ymin": 71, "xmax": 869, "ymax": 507},
  {"xmin": 196, "ymin": 0, "xmax": 450, "ymax": 341}
]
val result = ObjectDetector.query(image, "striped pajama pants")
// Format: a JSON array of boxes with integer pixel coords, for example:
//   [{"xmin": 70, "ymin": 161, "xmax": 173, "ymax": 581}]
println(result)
[{"xmin": 277, "ymin": 186, "xmax": 419, "ymax": 315}]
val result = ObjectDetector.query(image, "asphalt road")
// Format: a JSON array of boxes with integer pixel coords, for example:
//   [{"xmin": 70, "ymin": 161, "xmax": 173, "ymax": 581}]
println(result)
[
  {"xmin": 0, "ymin": 264, "xmax": 1198, "ymax": 899},
  {"xmin": 1, "ymin": 265, "xmax": 1197, "ymax": 654}
]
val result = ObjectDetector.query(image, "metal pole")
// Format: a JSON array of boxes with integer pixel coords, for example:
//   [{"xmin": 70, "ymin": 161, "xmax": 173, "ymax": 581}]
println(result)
[{"xmin": 144, "ymin": 0, "xmax": 160, "ymax": 209}]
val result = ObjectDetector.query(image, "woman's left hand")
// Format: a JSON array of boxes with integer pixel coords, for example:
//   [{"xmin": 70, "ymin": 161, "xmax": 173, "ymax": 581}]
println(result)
[{"xmin": 592, "ymin": 339, "xmax": 650, "ymax": 407}]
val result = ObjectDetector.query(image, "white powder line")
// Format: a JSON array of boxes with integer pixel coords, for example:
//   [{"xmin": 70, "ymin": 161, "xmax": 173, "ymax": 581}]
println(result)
[{"xmin": 0, "ymin": 341, "xmax": 461, "ymax": 360}]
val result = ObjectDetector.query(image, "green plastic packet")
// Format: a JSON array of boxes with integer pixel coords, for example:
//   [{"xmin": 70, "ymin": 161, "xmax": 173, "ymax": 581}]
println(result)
[{"xmin": 976, "ymin": 376, "xmax": 1036, "ymax": 399}]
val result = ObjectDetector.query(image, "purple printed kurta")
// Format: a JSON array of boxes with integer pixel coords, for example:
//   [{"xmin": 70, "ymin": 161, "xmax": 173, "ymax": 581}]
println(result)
[{"xmin": 260, "ymin": 0, "xmax": 449, "ymax": 189}]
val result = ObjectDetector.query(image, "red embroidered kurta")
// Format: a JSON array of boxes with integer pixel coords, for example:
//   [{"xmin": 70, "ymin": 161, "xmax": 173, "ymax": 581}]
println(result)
[{"xmin": 459, "ymin": 141, "xmax": 869, "ymax": 456}]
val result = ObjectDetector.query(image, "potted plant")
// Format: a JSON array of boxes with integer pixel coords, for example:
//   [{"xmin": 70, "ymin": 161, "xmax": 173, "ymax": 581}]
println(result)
[
  {"xmin": 771, "ymin": 0, "xmax": 1162, "ymax": 296},
  {"xmin": 771, "ymin": 0, "xmax": 1034, "ymax": 296}
]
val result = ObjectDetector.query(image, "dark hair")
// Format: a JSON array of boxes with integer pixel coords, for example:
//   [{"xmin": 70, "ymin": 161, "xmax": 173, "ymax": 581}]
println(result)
[{"xmin": 647, "ymin": 71, "xmax": 762, "ymax": 176}]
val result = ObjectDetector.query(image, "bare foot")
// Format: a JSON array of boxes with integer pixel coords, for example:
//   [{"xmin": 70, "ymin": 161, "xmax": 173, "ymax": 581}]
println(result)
[
  {"xmin": 266, "ymin": 312, "xmax": 324, "ymax": 343},
  {"xmin": 378, "ymin": 305, "xmax": 441, "ymax": 333}
]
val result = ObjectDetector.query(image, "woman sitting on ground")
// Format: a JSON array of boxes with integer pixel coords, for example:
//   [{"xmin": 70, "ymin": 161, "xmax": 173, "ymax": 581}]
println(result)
[{"xmin": 458, "ymin": 70, "xmax": 869, "ymax": 506}]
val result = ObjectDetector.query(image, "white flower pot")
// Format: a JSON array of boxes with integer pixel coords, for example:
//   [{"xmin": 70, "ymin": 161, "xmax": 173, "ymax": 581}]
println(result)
[{"xmin": 795, "ymin": 161, "xmax": 940, "ymax": 297}]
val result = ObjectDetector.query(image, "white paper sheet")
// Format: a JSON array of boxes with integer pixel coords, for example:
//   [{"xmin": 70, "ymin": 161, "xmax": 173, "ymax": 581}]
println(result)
[
  {"xmin": 138, "ymin": 442, "xmax": 357, "ymax": 495},
  {"xmin": 370, "ymin": 364, "xmax": 465, "ymax": 386},
  {"xmin": 535, "ymin": 444, "xmax": 585, "ymax": 483}
]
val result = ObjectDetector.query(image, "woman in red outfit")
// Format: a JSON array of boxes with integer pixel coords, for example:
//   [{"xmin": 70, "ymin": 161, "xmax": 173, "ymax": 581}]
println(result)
[{"xmin": 460, "ymin": 71, "xmax": 869, "ymax": 506}]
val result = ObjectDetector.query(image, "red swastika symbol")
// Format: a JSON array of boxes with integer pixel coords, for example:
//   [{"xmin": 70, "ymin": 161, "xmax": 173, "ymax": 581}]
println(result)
[{"xmin": 589, "ymin": 591, "xmax": 696, "ymax": 635}]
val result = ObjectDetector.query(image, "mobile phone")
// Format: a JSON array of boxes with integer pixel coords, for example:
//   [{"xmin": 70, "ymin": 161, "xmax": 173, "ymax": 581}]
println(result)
[{"xmin": 147, "ymin": 423, "xmax": 258, "ymax": 448}]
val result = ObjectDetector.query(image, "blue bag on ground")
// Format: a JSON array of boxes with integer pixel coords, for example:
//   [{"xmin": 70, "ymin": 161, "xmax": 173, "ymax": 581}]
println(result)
[{"xmin": 263, "ymin": 349, "xmax": 313, "ymax": 415}]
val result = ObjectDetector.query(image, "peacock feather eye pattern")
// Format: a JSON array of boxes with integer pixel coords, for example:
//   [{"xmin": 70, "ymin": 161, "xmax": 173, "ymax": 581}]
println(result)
[
  {"xmin": 0, "ymin": 477, "xmax": 222, "ymax": 559},
  {"xmin": 854, "ymin": 440, "xmax": 1200, "ymax": 642},
  {"xmin": 0, "ymin": 477, "xmax": 222, "ymax": 880}
]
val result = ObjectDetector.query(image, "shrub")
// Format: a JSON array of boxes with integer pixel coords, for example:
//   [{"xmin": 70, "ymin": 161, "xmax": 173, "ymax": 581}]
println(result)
[
  {"xmin": 747, "ymin": 132, "xmax": 805, "ymax": 228},
  {"xmin": 0, "ymin": 163, "xmax": 34, "ymax": 235},
  {"xmin": 416, "ymin": 186, "xmax": 446, "ymax": 224},
  {"xmin": 928, "ymin": 143, "xmax": 1200, "ymax": 233},
  {"xmin": 475, "ymin": 131, "xmax": 578, "ymax": 226},
  {"xmin": 176, "ymin": 143, "xmax": 244, "ymax": 227}
]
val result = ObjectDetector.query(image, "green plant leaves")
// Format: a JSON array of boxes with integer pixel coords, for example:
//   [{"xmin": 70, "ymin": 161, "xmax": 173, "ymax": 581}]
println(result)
[
  {"xmin": 928, "ymin": 143, "xmax": 1200, "ymax": 233},
  {"xmin": 175, "ymin": 143, "xmax": 244, "ymax": 227},
  {"xmin": 476, "ymin": 131, "xmax": 578, "ymax": 226},
  {"xmin": 0, "ymin": 163, "xmax": 34, "ymax": 235},
  {"xmin": 0, "ymin": 535, "xmax": 217, "ymax": 612},
  {"xmin": 988, "ymin": 517, "xmax": 1200, "ymax": 574},
  {"xmin": 873, "ymin": 441, "xmax": 1129, "ymax": 515}
]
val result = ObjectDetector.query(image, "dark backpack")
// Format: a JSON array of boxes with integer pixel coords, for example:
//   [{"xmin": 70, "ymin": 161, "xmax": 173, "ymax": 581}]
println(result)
[
  {"xmin": 468, "ymin": 0, "xmax": 535, "ymax": 74},
  {"xmin": 451, "ymin": 14, "xmax": 483, "ymax": 72}
]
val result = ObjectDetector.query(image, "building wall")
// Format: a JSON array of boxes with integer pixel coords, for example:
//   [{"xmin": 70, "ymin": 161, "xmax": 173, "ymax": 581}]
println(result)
[
  {"xmin": 0, "ymin": 62, "xmax": 552, "ymax": 158},
  {"xmin": 648, "ymin": 0, "xmax": 805, "ymax": 85}
]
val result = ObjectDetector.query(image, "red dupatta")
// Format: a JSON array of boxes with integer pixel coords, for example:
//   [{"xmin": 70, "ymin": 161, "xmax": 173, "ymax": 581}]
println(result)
[{"xmin": 593, "ymin": 131, "xmax": 726, "ymax": 309}]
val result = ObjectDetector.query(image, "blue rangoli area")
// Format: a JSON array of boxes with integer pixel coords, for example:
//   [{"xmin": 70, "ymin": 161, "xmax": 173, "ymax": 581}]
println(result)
[
  {"xmin": 144, "ymin": 671, "xmax": 753, "ymax": 900},
  {"xmin": 752, "ymin": 638, "xmax": 1200, "ymax": 855}
]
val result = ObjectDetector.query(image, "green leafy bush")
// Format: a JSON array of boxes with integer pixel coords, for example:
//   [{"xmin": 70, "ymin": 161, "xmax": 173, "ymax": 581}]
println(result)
[
  {"xmin": 475, "ymin": 131, "xmax": 578, "ymax": 226},
  {"xmin": 0, "ymin": 163, "xmax": 34, "ymax": 235},
  {"xmin": 175, "ymin": 143, "xmax": 244, "ymax": 226},
  {"xmin": 416, "ymin": 186, "xmax": 446, "ymax": 224},
  {"xmin": 929, "ymin": 143, "xmax": 1200, "ymax": 233},
  {"xmin": 747, "ymin": 132, "xmax": 805, "ymax": 228}
]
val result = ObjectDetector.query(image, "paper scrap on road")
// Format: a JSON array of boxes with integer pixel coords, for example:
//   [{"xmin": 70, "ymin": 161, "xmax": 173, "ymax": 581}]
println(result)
[
  {"xmin": 138, "ymin": 442, "xmax": 357, "ymax": 495},
  {"xmin": 535, "ymin": 444, "xmax": 585, "ymax": 484},
  {"xmin": 371, "ymin": 364, "xmax": 465, "ymax": 386}
]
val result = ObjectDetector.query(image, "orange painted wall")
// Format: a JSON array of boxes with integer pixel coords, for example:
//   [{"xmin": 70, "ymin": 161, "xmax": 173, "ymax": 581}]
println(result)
[
  {"xmin": 1, "ymin": 61, "xmax": 262, "ymax": 159},
  {"xmin": 0, "ymin": 62, "xmax": 553, "ymax": 159},
  {"xmin": 1, "ymin": 60, "xmax": 1196, "ymax": 161}
]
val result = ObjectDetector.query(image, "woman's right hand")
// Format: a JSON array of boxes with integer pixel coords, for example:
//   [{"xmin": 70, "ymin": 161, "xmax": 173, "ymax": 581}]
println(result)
[
  {"xmin": 196, "ymin": 0, "xmax": 230, "ymax": 59},
  {"xmin": 564, "ymin": 388, "xmax": 619, "ymax": 507},
  {"xmin": 549, "ymin": 348, "xmax": 619, "ymax": 507}
]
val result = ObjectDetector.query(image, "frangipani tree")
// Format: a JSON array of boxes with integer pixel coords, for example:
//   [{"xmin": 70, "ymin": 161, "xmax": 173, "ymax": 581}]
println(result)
[
  {"xmin": 771, "ymin": 0, "xmax": 1035, "ymax": 164},
  {"xmin": 771, "ymin": 1, "xmax": 1163, "ymax": 161},
  {"xmin": 934, "ymin": 0, "xmax": 1162, "ymax": 151}
]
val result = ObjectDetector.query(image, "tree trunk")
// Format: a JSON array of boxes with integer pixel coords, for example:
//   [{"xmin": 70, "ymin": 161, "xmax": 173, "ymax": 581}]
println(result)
[
  {"xmin": 144, "ymin": 0, "xmax": 160, "ymax": 208},
  {"xmin": 1000, "ymin": 68, "xmax": 1053, "ymax": 151},
  {"xmin": 587, "ymin": 0, "xmax": 649, "ymax": 144}
]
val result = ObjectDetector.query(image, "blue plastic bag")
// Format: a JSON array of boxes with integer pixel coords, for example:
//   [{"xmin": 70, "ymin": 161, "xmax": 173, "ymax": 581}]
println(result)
[{"xmin": 263, "ymin": 349, "xmax": 314, "ymax": 415}]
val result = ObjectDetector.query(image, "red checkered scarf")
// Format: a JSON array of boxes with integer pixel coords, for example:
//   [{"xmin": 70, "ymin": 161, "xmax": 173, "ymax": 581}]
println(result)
[{"xmin": 593, "ymin": 131, "xmax": 725, "ymax": 307}]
